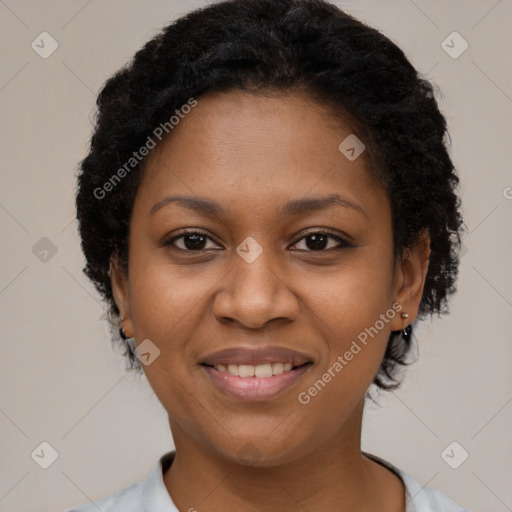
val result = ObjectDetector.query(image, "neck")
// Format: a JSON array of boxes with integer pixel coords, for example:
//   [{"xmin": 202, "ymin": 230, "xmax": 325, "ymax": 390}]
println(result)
[{"xmin": 163, "ymin": 399, "xmax": 405, "ymax": 512}]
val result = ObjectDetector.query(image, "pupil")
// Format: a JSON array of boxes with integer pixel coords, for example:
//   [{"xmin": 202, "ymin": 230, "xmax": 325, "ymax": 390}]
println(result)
[
  {"xmin": 306, "ymin": 233, "xmax": 327, "ymax": 250},
  {"xmin": 184, "ymin": 234, "xmax": 206, "ymax": 250},
  {"xmin": 182, "ymin": 233, "xmax": 329, "ymax": 251}
]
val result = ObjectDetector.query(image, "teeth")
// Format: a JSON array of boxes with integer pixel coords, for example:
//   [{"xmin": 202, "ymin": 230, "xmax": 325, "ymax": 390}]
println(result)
[
  {"xmin": 255, "ymin": 364, "xmax": 272, "ymax": 378},
  {"xmin": 239, "ymin": 364, "xmax": 255, "ymax": 377},
  {"xmin": 271, "ymin": 362, "xmax": 283, "ymax": 375},
  {"xmin": 213, "ymin": 362, "xmax": 297, "ymax": 377}
]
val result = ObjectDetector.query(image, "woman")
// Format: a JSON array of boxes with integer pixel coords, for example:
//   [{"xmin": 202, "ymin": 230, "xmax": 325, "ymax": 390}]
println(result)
[{"xmin": 70, "ymin": 0, "xmax": 467, "ymax": 510}]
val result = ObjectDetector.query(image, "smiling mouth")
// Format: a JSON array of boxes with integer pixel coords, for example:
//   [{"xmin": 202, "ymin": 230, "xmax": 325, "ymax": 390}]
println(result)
[{"xmin": 200, "ymin": 362, "xmax": 312, "ymax": 378}]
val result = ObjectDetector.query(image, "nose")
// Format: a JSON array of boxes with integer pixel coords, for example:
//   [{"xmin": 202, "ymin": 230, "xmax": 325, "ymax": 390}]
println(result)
[{"xmin": 212, "ymin": 248, "xmax": 300, "ymax": 330}]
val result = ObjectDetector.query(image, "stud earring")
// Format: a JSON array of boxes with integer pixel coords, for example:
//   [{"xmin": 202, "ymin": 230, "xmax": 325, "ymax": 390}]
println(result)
[{"xmin": 400, "ymin": 312, "xmax": 411, "ymax": 342}]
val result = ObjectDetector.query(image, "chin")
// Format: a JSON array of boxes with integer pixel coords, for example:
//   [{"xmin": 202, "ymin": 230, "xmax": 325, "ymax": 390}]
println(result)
[{"xmin": 210, "ymin": 434, "xmax": 312, "ymax": 468}]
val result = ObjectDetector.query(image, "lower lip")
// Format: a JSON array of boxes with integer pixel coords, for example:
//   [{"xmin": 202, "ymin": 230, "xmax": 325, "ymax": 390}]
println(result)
[{"xmin": 201, "ymin": 363, "xmax": 313, "ymax": 401}]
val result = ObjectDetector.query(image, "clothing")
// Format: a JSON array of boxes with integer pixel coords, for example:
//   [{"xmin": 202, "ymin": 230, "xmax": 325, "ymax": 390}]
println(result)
[{"xmin": 67, "ymin": 450, "xmax": 469, "ymax": 511}]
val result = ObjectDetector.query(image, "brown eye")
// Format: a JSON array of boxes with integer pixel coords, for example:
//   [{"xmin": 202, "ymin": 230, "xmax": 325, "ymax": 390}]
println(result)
[
  {"xmin": 163, "ymin": 229, "xmax": 352, "ymax": 253},
  {"xmin": 290, "ymin": 231, "xmax": 352, "ymax": 252},
  {"xmin": 164, "ymin": 230, "xmax": 221, "ymax": 251}
]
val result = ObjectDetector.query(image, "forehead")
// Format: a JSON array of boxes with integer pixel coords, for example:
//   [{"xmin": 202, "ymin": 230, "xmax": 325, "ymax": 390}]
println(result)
[{"xmin": 135, "ymin": 89, "xmax": 387, "ymax": 221}]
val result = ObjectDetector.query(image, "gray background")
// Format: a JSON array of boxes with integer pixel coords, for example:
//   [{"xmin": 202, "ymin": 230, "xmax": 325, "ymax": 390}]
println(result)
[{"xmin": 0, "ymin": 1, "xmax": 511, "ymax": 511}]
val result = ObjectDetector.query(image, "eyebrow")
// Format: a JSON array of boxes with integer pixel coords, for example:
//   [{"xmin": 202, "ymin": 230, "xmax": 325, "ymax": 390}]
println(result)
[{"xmin": 150, "ymin": 193, "xmax": 367, "ymax": 218}]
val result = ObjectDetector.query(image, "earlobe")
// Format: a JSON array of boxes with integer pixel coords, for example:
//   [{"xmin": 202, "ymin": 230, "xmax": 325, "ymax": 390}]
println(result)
[
  {"xmin": 109, "ymin": 254, "xmax": 131, "ymax": 333},
  {"xmin": 391, "ymin": 229, "xmax": 431, "ymax": 331}
]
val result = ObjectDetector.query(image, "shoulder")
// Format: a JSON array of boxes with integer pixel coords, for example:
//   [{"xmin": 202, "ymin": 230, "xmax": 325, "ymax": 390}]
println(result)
[
  {"xmin": 66, "ymin": 480, "xmax": 144, "ymax": 512},
  {"xmin": 65, "ymin": 451, "xmax": 177, "ymax": 512},
  {"xmin": 363, "ymin": 451, "xmax": 469, "ymax": 512},
  {"xmin": 399, "ymin": 472, "xmax": 470, "ymax": 512}
]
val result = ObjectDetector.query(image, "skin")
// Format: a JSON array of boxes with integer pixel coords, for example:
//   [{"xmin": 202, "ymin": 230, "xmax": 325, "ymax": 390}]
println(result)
[{"xmin": 110, "ymin": 89, "xmax": 431, "ymax": 512}]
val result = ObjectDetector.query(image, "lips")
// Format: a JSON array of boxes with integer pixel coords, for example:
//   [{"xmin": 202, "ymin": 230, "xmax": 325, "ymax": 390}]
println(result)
[
  {"xmin": 199, "ymin": 346, "xmax": 314, "ymax": 401},
  {"xmin": 200, "ymin": 346, "xmax": 313, "ymax": 367}
]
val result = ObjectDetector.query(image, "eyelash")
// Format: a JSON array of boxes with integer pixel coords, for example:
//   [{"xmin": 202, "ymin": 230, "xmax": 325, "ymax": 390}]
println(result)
[{"xmin": 163, "ymin": 229, "xmax": 353, "ymax": 253}]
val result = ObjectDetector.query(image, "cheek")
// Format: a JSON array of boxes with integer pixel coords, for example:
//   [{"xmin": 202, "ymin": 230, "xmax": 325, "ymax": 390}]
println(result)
[
  {"xmin": 294, "ymin": 252, "xmax": 395, "ymax": 404},
  {"xmin": 127, "ymin": 240, "xmax": 220, "ymax": 340},
  {"xmin": 125, "ymin": 251, "xmax": 208, "ymax": 421},
  {"xmin": 299, "ymin": 243, "xmax": 395, "ymax": 336},
  {"xmin": 295, "ymin": 295, "xmax": 392, "ymax": 438}
]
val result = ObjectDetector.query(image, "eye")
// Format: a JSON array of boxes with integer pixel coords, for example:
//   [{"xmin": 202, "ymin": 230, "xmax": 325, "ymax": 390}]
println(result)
[
  {"xmin": 290, "ymin": 230, "xmax": 353, "ymax": 252},
  {"xmin": 163, "ymin": 229, "xmax": 353, "ymax": 253},
  {"xmin": 163, "ymin": 230, "xmax": 222, "ymax": 251}
]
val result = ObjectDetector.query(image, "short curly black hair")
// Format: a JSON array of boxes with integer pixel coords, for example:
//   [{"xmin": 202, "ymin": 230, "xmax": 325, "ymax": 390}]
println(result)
[{"xmin": 76, "ymin": 0, "xmax": 463, "ymax": 391}]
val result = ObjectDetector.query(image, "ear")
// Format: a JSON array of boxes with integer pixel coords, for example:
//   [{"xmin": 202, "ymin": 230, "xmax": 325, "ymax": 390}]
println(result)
[
  {"xmin": 390, "ymin": 229, "xmax": 431, "ymax": 331},
  {"xmin": 109, "ymin": 253, "xmax": 132, "ymax": 337}
]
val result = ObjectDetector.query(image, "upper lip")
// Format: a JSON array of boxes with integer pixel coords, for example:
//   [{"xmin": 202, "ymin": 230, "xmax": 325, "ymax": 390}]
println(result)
[{"xmin": 201, "ymin": 346, "xmax": 313, "ymax": 367}]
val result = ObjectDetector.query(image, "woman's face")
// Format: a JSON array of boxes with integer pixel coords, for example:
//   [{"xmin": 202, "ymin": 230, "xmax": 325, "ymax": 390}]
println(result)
[{"xmin": 111, "ymin": 89, "xmax": 429, "ymax": 466}]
